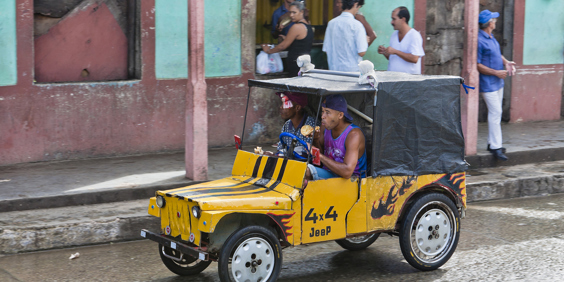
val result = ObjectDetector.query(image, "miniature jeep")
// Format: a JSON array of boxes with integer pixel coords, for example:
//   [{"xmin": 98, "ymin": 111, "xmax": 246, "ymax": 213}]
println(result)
[{"xmin": 141, "ymin": 69, "xmax": 468, "ymax": 282}]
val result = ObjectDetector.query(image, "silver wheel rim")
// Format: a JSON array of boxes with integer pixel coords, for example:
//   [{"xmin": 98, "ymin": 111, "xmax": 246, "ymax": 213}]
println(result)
[
  {"xmin": 345, "ymin": 233, "xmax": 377, "ymax": 244},
  {"xmin": 231, "ymin": 237, "xmax": 275, "ymax": 282},
  {"xmin": 410, "ymin": 201, "xmax": 456, "ymax": 263}
]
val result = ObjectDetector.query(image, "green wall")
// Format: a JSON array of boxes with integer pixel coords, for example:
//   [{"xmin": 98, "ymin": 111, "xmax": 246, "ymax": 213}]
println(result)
[
  {"xmin": 155, "ymin": 0, "xmax": 242, "ymax": 79},
  {"xmin": 155, "ymin": 0, "xmax": 188, "ymax": 79},
  {"xmin": 204, "ymin": 0, "xmax": 242, "ymax": 77},
  {"xmin": 0, "ymin": 0, "xmax": 17, "ymax": 86},
  {"xmin": 361, "ymin": 1, "xmax": 415, "ymax": 71},
  {"xmin": 523, "ymin": 0, "xmax": 564, "ymax": 65}
]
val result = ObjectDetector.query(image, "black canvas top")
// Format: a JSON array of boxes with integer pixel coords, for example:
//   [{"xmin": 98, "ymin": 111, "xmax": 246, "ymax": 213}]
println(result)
[{"xmin": 248, "ymin": 70, "xmax": 468, "ymax": 176}]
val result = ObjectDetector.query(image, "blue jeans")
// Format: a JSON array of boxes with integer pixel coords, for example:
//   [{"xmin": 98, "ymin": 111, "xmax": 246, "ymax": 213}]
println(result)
[{"xmin": 307, "ymin": 164, "xmax": 338, "ymax": 180}]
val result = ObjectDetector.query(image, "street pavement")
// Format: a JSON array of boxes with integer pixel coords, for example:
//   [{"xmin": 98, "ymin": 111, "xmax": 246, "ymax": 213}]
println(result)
[
  {"xmin": 0, "ymin": 194, "xmax": 562, "ymax": 281},
  {"xmin": 1, "ymin": 121, "xmax": 564, "ymax": 254}
]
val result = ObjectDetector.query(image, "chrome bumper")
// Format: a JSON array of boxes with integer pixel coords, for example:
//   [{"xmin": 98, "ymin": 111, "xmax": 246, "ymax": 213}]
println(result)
[{"xmin": 140, "ymin": 229, "xmax": 209, "ymax": 261}]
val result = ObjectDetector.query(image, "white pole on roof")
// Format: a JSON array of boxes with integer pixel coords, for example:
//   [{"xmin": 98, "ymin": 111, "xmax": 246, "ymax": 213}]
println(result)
[{"xmin": 347, "ymin": 105, "xmax": 373, "ymax": 124}]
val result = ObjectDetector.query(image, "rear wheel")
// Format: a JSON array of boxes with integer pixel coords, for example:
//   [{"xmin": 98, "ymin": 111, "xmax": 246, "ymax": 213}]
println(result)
[
  {"xmin": 399, "ymin": 193, "xmax": 460, "ymax": 271},
  {"xmin": 218, "ymin": 226, "xmax": 282, "ymax": 282},
  {"xmin": 335, "ymin": 233, "xmax": 380, "ymax": 251},
  {"xmin": 158, "ymin": 244, "xmax": 212, "ymax": 276}
]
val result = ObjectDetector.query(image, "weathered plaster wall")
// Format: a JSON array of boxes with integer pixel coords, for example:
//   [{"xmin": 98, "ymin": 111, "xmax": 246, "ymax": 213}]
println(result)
[
  {"xmin": 204, "ymin": 0, "xmax": 242, "ymax": 77},
  {"xmin": 509, "ymin": 0, "xmax": 563, "ymax": 122},
  {"xmin": 34, "ymin": 1, "xmax": 128, "ymax": 82},
  {"xmin": 424, "ymin": 0, "xmax": 464, "ymax": 76},
  {"xmin": 0, "ymin": 0, "xmax": 187, "ymax": 165},
  {"xmin": 0, "ymin": 0, "xmax": 279, "ymax": 166},
  {"xmin": 0, "ymin": 0, "xmax": 17, "ymax": 86},
  {"xmin": 155, "ymin": 0, "xmax": 188, "ymax": 79}
]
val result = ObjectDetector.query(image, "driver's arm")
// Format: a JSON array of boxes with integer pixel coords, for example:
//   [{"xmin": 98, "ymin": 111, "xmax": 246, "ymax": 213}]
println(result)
[{"xmin": 319, "ymin": 129, "xmax": 362, "ymax": 179}]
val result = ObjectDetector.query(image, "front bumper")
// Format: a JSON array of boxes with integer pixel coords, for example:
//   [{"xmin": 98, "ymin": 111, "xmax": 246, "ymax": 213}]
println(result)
[{"xmin": 140, "ymin": 229, "xmax": 209, "ymax": 261}]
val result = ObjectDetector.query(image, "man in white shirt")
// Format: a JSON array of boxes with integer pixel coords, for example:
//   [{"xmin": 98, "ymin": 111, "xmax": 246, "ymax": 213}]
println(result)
[
  {"xmin": 323, "ymin": 0, "xmax": 368, "ymax": 72},
  {"xmin": 378, "ymin": 6, "xmax": 425, "ymax": 74}
]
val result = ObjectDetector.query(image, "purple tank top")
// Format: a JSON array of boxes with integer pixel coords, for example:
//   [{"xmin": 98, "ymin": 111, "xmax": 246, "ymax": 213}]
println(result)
[{"xmin": 322, "ymin": 124, "xmax": 367, "ymax": 176}]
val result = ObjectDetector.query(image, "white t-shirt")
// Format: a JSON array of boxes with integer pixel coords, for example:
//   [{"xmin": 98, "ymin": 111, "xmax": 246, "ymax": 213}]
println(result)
[
  {"xmin": 323, "ymin": 12, "xmax": 368, "ymax": 72},
  {"xmin": 387, "ymin": 29, "xmax": 425, "ymax": 74}
]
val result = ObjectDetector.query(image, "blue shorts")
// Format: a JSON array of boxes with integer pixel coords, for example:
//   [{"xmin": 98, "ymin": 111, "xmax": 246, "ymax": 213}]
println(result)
[{"xmin": 307, "ymin": 164, "xmax": 338, "ymax": 180}]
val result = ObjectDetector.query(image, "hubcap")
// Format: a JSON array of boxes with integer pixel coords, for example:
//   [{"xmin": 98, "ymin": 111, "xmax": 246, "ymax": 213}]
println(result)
[
  {"xmin": 410, "ymin": 201, "xmax": 456, "ymax": 263},
  {"xmin": 231, "ymin": 237, "xmax": 275, "ymax": 282},
  {"xmin": 345, "ymin": 233, "xmax": 376, "ymax": 244}
]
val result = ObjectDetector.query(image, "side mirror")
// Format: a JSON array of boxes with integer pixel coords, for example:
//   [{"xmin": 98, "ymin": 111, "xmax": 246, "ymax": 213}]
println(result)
[{"xmin": 234, "ymin": 135, "xmax": 241, "ymax": 150}]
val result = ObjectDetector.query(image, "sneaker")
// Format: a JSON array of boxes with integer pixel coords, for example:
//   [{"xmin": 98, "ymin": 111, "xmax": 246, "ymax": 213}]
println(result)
[
  {"xmin": 487, "ymin": 144, "xmax": 506, "ymax": 153},
  {"xmin": 491, "ymin": 149, "xmax": 508, "ymax": 161}
]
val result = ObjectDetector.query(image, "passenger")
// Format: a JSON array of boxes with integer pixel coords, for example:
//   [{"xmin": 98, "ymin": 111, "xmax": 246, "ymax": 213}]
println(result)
[
  {"xmin": 306, "ymin": 94, "xmax": 367, "ymax": 180},
  {"xmin": 266, "ymin": 92, "xmax": 318, "ymax": 157}
]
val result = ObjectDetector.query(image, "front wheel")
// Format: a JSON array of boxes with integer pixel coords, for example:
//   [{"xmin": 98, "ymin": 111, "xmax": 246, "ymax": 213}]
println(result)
[
  {"xmin": 158, "ymin": 244, "xmax": 212, "ymax": 276},
  {"xmin": 399, "ymin": 193, "xmax": 460, "ymax": 271},
  {"xmin": 218, "ymin": 226, "xmax": 283, "ymax": 282},
  {"xmin": 335, "ymin": 233, "xmax": 380, "ymax": 251}
]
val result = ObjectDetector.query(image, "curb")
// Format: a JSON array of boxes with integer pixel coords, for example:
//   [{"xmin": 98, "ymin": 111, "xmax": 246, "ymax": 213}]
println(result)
[
  {"xmin": 467, "ymin": 173, "xmax": 564, "ymax": 202},
  {"xmin": 466, "ymin": 147, "xmax": 564, "ymax": 169}
]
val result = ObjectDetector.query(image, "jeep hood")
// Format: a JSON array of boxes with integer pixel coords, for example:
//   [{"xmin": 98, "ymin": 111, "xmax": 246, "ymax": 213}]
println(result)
[{"xmin": 161, "ymin": 151, "xmax": 307, "ymax": 211}]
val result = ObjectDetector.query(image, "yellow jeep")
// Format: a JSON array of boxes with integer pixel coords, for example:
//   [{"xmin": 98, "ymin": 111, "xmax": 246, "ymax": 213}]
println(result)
[{"xmin": 141, "ymin": 70, "xmax": 468, "ymax": 282}]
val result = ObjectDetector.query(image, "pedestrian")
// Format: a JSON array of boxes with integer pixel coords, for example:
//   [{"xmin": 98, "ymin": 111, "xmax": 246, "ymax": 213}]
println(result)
[
  {"xmin": 334, "ymin": 0, "xmax": 377, "ymax": 46},
  {"xmin": 477, "ymin": 9, "xmax": 516, "ymax": 161},
  {"xmin": 262, "ymin": 1, "xmax": 313, "ymax": 77},
  {"xmin": 271, "ymin": 0, "xmax": 296, "ymax": 42},
  {"xmin": 377, "ymin": 6, "xmax": 425, "ymax": 74},
  {"xmin": 323, "ymin": 0, "xmax": 368, "ymax": 72}
]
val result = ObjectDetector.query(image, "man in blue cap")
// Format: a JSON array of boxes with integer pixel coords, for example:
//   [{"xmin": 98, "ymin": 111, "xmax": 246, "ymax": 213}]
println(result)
[
  {"xmin": 305, "ymin": 94, "xmax": 367, "ymax": 180},
  {"xmin": 477, "ymin": 9, "xmax": 516, "ymax": 161}
]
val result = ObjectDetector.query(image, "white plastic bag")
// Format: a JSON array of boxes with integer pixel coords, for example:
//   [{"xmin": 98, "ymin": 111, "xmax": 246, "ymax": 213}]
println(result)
[
  {"xmin": 256, "ymin": 51, "xmax": 270, "ymax": 74},
  {"xmin": 268, "ymin": 53, "xmax": 284, "ymax": 73},
  {"xmin": 256, "ymin": 50, "xmax": 284, "ymax": 74}
]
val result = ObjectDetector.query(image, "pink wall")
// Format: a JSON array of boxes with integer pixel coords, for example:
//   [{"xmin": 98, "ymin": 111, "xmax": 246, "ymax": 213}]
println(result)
[
  {"xmin": 0, "ymin": 0, "xmax": 257, "ymax": 166},
  {"xmin": 510, "ymin": 0, "xmax": 563, "ymax": 122}
]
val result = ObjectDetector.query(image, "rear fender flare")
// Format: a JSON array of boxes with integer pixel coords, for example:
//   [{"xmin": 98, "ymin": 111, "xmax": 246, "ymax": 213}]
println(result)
[{"xmin": 395, "ymin": 185, "xmax": 459, "ymax": 230}]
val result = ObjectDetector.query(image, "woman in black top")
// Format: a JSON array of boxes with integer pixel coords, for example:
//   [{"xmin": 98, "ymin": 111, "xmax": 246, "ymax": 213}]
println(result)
[{"xmin": 261, "ymin": 1, "xmax": 313, "ymax": 76}]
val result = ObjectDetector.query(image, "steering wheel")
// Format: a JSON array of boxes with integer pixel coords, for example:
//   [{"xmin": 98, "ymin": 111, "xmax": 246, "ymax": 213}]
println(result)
[{"xmin": 279, "ymin": 132, "xmax": 311, "ymax": 160}]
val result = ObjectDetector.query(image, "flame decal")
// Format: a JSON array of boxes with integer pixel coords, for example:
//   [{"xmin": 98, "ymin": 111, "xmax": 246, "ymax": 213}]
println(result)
[
  {"xmin": 371, "ymin": 176, "xmax": 416, "ymax": 219},
  {"xmin": 267, "ymin": 212, "xmax": 295, "ymax": 241},
  {"xmin": 435, "ymin": 173, "xmax": 466, "ymax": 197}
]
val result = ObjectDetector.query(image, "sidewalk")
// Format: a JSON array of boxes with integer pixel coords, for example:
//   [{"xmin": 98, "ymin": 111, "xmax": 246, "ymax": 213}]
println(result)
[
  {"xmin": 1, "ymin": 120, "xmax": 564, "ymax": 211},
  {"xmin": 1, "ymin": 120, "xmax": 564, "ymax": 254}
]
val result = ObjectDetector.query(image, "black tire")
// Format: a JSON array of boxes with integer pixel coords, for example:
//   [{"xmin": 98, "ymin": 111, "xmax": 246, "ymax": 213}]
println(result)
[
  {"xmin": 158, "ymin": 244, "xmax": 212, "ymax": 276},
  {"xmin": 218, "ymin": 226, "xmax": 283, "ymax": 282},
  {"xmin": 399, "ymin": 193, "xmax": 460, "ymax": 271},
  {"xmin": 335, "ymin": 233, "xmax": 380, "ymax": 251}
]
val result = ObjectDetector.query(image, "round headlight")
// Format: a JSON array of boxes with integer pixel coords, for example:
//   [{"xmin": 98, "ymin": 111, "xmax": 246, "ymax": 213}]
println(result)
[
  {"xmin": 192, "ymin": 206, "xmax": 201, "ymax": 218},
  {"xmin": 156, "ymin": 195, "xmax": 166, "ymax": 208}
]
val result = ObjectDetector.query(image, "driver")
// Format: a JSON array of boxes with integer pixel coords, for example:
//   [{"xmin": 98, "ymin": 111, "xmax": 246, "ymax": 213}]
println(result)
[
  {"xmin": 273, "ymin": 92, "xmax": 318, "ymax": 157},
  {"xmin": 306, "ymin": 94, "xmax": 367, "ymax": 180}
]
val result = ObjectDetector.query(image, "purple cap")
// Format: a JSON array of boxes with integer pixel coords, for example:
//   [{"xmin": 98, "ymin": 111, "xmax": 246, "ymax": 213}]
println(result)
[
  {"xmin": 479, "ymin": 10, "xmax": 499, "ymax": 24},
  {"xmin": 276, "ymin": 92, "xmax": 308, "ymax": 107},
  {"xmin": 322, "ymin": 94, "xmax": 353, "ymax": 122}
]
